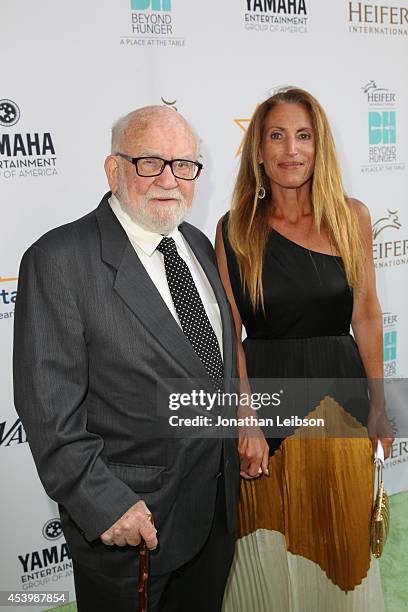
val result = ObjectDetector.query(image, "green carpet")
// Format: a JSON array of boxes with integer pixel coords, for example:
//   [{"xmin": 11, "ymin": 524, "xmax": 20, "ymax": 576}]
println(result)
[
  {"xmin": 380, "ymin": 491, "xmax": 408, "ymax": 612},
  {"xmin": 46, "ymin": 492, "xmax": 408, "ymax": 612}
]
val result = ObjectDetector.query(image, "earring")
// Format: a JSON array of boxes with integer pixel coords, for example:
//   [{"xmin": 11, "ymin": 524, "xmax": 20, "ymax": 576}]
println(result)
[{"xmin": 257, "ymin": 186, "xmax": 266, "ymax": 200}]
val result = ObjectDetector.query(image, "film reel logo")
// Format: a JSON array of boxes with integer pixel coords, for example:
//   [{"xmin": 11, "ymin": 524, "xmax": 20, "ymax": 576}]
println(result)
[
  {"xmin": 42, "ymin": 518, "xmax": 63, "ymax": 541},
  {"xmin": 0, "ymin": 99, "xmax": 21, "ymax": 128}
]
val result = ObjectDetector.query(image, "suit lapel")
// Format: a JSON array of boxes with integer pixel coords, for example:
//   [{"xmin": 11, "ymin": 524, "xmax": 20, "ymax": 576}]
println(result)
[{"xmin": 95, "ymin": 194, "xmax": 212, "ymax": 380}]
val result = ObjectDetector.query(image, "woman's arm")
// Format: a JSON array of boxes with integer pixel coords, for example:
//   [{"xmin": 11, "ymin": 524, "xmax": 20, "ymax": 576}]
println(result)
[
  {"xmin": 215, "ymin": 216, "xmax": 269, "ymax": 478},
  {"xmin": 350, "ymin": 199, "xmax": 394, "ymax": 458}
]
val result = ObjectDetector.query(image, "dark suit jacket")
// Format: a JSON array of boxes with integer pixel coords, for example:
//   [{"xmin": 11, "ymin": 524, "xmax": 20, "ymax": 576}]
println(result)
[{"xmin": 13, "ymin": 192, "xmax": 239, "ymax": 577}]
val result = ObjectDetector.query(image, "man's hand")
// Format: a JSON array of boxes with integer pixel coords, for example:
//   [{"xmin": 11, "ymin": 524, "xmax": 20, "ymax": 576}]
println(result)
[{"xmin": 100, "ymin": 500, "xmax": 157, "ymax": 549}]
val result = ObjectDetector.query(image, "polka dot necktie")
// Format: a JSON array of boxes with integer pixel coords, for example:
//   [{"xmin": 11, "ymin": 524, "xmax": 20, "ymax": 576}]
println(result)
[{"xmin": 157, "ymin": 237, "xmax": 224, "ymax": 387}]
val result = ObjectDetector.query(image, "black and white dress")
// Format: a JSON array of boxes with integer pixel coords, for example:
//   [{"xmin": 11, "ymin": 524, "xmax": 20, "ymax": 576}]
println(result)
[{"xmin": 221, "ymin": 213, "xmax": 384, "ymax": 612}]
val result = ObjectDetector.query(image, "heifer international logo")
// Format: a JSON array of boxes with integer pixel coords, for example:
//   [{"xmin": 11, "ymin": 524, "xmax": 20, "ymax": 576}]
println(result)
[
  {"xmin": 372, "ymin": 209, "xmax": 401, "ymax": 240},
  {"xmin": 348, "ymin": 1, "xmax": 408, "ymax": 36},
  {"xmin": 244, "ymin": 0, "xmax": 308, "ymax": 34},
  {"xmin": 0, "ymin": 99, "xmax": 58, "ymax": 180},
  {"xmin": 385, "ymin": 439, "xmax": 408, "ymax": 470},
  {"xmin": 372, "ymin": 209, "xmax": 408, "ymax": 269},
  {"xmin": 161, "ymin": 96, "xmax": 178, "ymax": 111},
  {"xmin": 121, "ymin": 0, "xmax": 186, "ymax": 48}
]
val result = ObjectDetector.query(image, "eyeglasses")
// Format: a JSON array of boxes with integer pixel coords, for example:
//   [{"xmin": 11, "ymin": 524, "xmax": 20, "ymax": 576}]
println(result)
[{"xmin": 115, "ymin": 153, "xmax": 203, "ymax": 180}]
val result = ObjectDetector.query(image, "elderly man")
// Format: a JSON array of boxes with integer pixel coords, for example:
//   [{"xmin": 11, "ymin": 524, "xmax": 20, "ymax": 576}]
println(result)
[{"xmin": 13, "ymin": 106, "xmax": 239, "ymax": 611}]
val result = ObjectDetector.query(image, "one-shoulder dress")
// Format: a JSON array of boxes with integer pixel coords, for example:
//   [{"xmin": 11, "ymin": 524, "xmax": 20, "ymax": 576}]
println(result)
[{"xmin": 221, "ymin": 215, "xmax": 384, "ymax": 612}]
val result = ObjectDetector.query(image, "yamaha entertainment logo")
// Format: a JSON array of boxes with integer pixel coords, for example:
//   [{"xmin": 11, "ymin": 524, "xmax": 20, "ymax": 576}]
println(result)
[
  {"xmin": 0, "ymin": 99, "xmax": 58, "ymax": 180},
  {"xmin": 244, "ymin": 0, "xmax": 308, "ymax": 34},
  {"xmin": 18, "ymin": 522, "xmax": 72, "ymax": 590}
]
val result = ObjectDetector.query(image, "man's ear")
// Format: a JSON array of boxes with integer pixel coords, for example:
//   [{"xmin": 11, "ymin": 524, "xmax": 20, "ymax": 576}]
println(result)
[{"xmin": 104, "ymin": 155, "xmax": 119, "ymax": 193}]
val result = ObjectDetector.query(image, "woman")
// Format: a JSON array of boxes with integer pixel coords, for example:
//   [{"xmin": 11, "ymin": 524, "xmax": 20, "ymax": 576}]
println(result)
[{"xmin": 215, "ymin": 87, "xmax": 393, "ymax": 611}]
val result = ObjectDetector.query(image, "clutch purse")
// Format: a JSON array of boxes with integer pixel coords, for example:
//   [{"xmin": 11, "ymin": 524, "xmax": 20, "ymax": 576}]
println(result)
[{"xmin": 371, "ymin": 440, "xmax": 390, "ymax": 558}]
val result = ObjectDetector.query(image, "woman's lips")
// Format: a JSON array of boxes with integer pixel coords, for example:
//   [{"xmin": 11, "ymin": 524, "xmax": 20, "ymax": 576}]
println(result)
[{"xmin": 278, "ymin": 162, "xmax": 304, "ymax": 169}]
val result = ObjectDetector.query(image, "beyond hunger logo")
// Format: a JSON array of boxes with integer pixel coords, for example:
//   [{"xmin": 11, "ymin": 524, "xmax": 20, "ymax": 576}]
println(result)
[
  {"xmin": 372, "ymin": 209, "xmax": 408, "ymax": 270},
  {"xmin": 244, "ymin": 0, "xmax": 308, "ymax": 34},
  {"xmin": 348, "ymin": 1, "xmax": 408, "ymax": 36},
  {"xmin": 0, "ymin": 99, "xmax": 58, "ymax": 180},
  {"xmin": 121, "ymin": 0, "xmax": 186, "ymax": 47},
  {"xmin": 18, "ymin": 522, "xmax": 72, "ymax": 590},
  {"xmin": 361, "ymin": 81, "xmax": 404, "ymax": 173},
  {"xmin": 383, "ymin": 312, "xmax": 398, "ymax": 378}
]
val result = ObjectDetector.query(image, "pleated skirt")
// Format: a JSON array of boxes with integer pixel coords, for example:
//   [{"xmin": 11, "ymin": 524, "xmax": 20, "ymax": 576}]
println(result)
[{"xmin": 222, "ymin": 336, "xmax": 384, "ymax": 612}]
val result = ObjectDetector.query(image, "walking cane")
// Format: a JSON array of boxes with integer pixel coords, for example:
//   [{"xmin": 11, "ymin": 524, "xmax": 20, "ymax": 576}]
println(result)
[{"xmin": 138, "ymin": 513, "xmax": 154, "ymax": 612}]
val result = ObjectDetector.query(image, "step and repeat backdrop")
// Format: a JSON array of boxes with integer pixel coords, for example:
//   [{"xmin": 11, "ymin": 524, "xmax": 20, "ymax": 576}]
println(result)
[{"xmin": 1, "ymin": 0, "xmax": 407, "ymax": 607}]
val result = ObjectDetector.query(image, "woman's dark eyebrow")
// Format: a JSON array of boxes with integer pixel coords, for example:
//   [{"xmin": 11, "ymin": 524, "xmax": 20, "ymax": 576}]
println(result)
[{"xmin": 266, "ymin": 126, "xmax": 313, "ymax": 131}]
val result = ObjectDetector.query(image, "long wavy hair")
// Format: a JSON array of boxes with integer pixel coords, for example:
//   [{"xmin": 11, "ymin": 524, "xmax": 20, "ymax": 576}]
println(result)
[{"xmin": 228, "ymin": 87, "xmax": 364, "ymax": 310}]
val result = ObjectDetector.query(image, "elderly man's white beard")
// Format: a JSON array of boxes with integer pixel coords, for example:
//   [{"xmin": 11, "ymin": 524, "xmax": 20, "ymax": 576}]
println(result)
[{"xmin": 116, "ymin": 183, "xmax": 191, "ymax": 233}]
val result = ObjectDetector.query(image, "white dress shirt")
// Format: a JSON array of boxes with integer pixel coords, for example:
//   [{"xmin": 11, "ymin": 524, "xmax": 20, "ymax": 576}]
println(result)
[{"xmin": 109, "ymin": 194, "xmax": 223, "ymax": 357}]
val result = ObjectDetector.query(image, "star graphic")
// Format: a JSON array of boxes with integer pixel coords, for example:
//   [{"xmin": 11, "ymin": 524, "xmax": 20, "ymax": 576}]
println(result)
[
  {"xmin": 0, "ymin": 109, "xmax": 6, "ymax": 119},
  {"xmin": 233, "ymin": 117, "xmax": 252, "ymax": 157}
]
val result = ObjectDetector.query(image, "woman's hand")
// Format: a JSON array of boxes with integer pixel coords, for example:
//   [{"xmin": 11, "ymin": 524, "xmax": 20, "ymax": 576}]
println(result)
[
  {"xmin": 367, "ymin": 407, "xmax": 394, "ymax": 459},
  {"xmin": 238, "ymin": 405, "xmax": 270, "ymax": 479},
  {"xmin": 350, "ymin": 202, "xmax": 394, "ymax": 460},
  {"xmin": 214, "ymin": 217, "xmax": 270, "ymax": 478}
]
